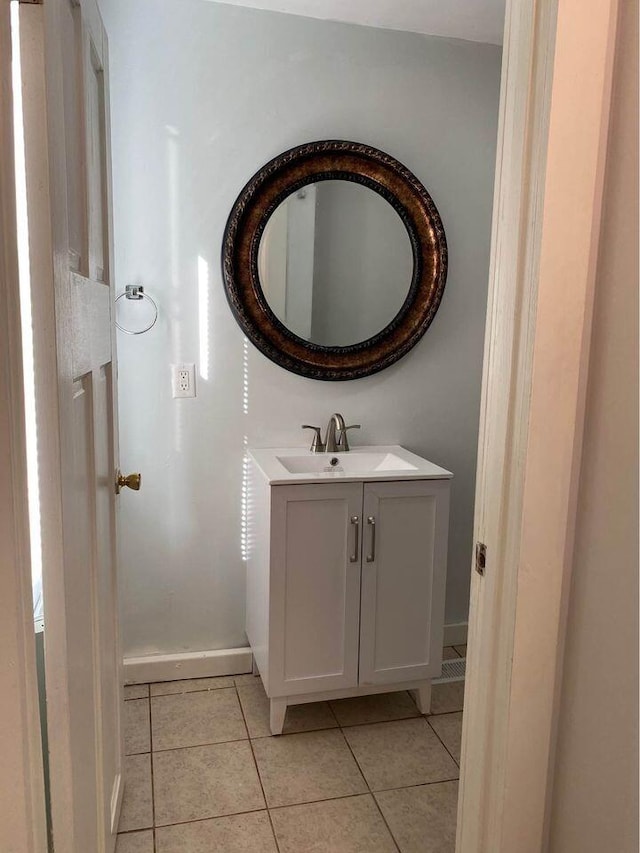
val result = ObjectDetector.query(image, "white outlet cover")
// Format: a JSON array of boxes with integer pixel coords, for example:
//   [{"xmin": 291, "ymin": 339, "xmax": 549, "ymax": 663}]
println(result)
[{"xmin": 171, "ymin": 363, "xmax": 196, "ymax": 398}]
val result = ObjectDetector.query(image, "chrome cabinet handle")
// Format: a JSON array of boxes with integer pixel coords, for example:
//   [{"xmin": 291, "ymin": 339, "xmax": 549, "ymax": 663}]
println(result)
[
  {"xmin": 350, "ymin": 516, "xmax": 360, "ymax": 563},
  {"xmin": 366, "ymin": 516, "xmax": 376, "ymax": 562}
]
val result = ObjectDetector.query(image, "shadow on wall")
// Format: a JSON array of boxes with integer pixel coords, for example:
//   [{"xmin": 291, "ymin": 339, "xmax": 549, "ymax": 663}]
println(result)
[{"xmin": 108, "ymin": 0, "xmax": 502, "ymax": 659}]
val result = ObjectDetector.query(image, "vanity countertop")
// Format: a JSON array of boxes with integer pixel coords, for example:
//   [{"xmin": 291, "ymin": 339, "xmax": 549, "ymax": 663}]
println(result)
[{"xmin": 249, "ymin": 445, "xmax": 453, "ymax": 486}]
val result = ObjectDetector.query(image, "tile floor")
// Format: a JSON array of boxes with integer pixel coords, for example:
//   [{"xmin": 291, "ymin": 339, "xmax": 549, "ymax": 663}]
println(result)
[{"xmin": 117, "ymin": 647, "xmax": 465, "ymax": 853}]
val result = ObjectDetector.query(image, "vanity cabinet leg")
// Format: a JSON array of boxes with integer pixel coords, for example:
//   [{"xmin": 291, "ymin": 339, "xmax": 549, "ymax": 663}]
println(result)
[
  {"xmin": 252, "ymin": 656, "xmax": 259, "ymax": 677},
  {"xmin": 411, "ymin": 683, "xmax": 432, "ymax": 715},
  {"xmin": 269, "ymin": 698, "xmax": 287, "ymax": 735}
]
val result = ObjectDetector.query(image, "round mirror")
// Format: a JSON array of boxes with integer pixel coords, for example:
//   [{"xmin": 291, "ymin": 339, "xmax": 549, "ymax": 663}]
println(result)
[
  {"xmin": 222, "ymin": 140, "xmax": 447, "ymax": 380},
  {"xmin": 257, "ymin": 181, "xmax": 414, "ymax": 347}
]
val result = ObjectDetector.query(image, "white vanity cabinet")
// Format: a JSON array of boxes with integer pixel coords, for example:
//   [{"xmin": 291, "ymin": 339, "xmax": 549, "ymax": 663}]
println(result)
[
  {"xmin": 246, "ymin": 447, "xmax": 452, "ymax": 734},
  {"xmin": 359, "ymin": 480, "xmax": 450, "ymax": 686},
  {"xmin": 269, "ymin": 482, "xmax": 363, "ymax": 696}
]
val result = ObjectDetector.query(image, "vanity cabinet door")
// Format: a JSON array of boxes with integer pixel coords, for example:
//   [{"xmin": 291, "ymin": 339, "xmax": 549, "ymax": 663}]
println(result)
[
  {"xmin": 359, "ymin": 480, "xmax": 450, "ymax": 686},
  {"xmin": 269, "ymin": 482, "xmax": 364, "ymax": 696}
]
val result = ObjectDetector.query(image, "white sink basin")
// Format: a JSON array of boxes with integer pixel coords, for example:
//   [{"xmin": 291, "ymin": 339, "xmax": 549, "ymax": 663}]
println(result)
[
  {"xmin": 249, "ymin": 445, "xmax": 453, "ymax": 485},
  {"xmin": 277, "ymin": 451, "xmax": 417, "ymax": 474}
]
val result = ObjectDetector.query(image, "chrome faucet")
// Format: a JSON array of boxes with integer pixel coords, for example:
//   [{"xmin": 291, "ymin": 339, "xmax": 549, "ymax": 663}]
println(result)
[
  {"xmin": 324, "ymin": 413, "xmax": 346, "ymax": 453},
  {"xmin": 302, "ymin": 413, "xmax": 361, "ymax": 453}
]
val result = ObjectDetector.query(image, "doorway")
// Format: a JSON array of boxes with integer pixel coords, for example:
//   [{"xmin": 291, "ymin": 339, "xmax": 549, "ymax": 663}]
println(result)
[{"xmin": 2, "ymin": 0, "xmax": 628, "ymax": 843}]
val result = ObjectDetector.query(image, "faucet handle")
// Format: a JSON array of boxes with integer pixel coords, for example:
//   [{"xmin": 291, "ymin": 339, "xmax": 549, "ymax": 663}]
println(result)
[
  {"xmin": 337, "ymin": 424, "xmax": 361, "ymax": 452},
  {"xmin": 302, "ymin": 425, "xmax": 325, "ymax": 453}
]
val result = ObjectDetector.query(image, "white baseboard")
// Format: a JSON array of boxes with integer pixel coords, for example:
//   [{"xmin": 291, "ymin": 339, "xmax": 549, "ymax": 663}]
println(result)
[
  {"xmin": 443, "ymin": 621, "xmax": 468, "ymax": 647},
  {"xmin": 123, "ymin": 646, "xmax": 253, "ymax": 685},
  {"xmin": 123, "ymin": 625, "xmax": 468, "ymax": 686}
]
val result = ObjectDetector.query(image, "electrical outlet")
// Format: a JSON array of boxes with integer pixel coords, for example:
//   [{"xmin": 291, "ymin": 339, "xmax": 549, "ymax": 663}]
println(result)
[{"xmin": 171, "ymin": 363, "xmax": 196, "ymax": 398}]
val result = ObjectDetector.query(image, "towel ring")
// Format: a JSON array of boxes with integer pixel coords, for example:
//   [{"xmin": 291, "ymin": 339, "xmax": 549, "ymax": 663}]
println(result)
[{"xmin": 115, "ymin": 285, "xmax": 158, "ymax": 335}]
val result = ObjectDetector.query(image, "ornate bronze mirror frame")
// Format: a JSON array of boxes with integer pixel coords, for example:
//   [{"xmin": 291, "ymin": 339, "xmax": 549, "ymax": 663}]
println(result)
[{"xmin": 221, "ymin": 140, "xmax": 448, "ymax": 380}]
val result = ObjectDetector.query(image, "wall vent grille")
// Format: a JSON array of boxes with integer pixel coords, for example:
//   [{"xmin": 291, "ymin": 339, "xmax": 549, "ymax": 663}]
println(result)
[{"xmin": 433, "ymin": 657, "xmax": 466, "ymax": 683}]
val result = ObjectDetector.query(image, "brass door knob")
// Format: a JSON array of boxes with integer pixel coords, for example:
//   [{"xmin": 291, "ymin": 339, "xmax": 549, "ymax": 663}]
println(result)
[{"xmin": 116, "ymin": 471, "xmax": 141, "ymax": 494}]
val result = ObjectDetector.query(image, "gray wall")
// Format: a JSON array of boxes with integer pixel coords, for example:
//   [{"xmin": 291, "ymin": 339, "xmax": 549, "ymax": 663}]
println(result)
[{"xmin": 100, "ymin": 0, "xmax": 501, "ymax": 657}]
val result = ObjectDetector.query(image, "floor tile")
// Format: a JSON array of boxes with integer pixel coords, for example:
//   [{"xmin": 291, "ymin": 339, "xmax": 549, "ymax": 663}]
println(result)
[
  {"xmin": 235, "ymin": 673, "xmax": 263, "ymax": 686},
  {"xmin": 375, "ymin": 781, "xmax": 459, "ymax": 853},
  {"xmin": 151, "ymin": 687, "xmax": 247, "ymax": 751},
  {"xmin": 150, "ymin": 675, "xmax": 236, "ymax": 696},
  {"xmin": 118, "ymin": 754, "xmax": 152, "ymax": 832},
  {"xmin": 271, "ymin": 794, "xmax": 397, "ymax": 853},
  {"xmin": 428, "ymin": 712, "xmax": 463, "ymax": 764},
  {"xmin": 156, "ymin": 811, "xmax": 278, "ymax": 852},
  {"xmin": 252, "ymin": 729, "xmax": 367, "ymax": 808},
  {"xmin": 238, "ymin": 682, "xmax": 337, "ymax": 738},
  {"xmin": 330, "ymin": 691, "xmax": 420, "ymax": 727},
  {"xmin": 453, "ymin": 644, "xmax": 467, "ymax": 657},
  {"xmin": 124, "ymin": 684, "xmax": 149, "ymax": 700},
  {"xmin": 115, "ymin": 830, "xmax": 154, "ymax": 853},
  {"xmin": 124, "ymin": 698, "xmax": 150, "ymax": 755},
  {"xmin": 431, "ymin": 681, "xmax": 465, "ymax": 715},
  {"xmin": 153, "ymin": 740, "xmax": 264, "ymax": 826},
  {"xmin": 344, "ymin": 718, "xmax": 459, "ymax": 791},
  {"xmin": 443, "ymin": 647, "xmax": 459, "ymax": 661}
]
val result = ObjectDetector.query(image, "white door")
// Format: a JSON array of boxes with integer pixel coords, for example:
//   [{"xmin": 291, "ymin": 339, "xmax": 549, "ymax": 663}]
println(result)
[
  {"xmin": 359, "ymin": 480, "xmax": 450, "ymax": 686},
  {"xmin": 19, "ymin": 0, "xmax": 126, "ymax": 850},
  {"xmin": 269, "ymin": 483, "xmax": 363, "ymax": 696}
]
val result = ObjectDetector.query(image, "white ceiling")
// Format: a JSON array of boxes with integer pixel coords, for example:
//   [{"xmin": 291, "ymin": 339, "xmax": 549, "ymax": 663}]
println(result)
[{"xmin": 212, "ymin": 0, "xmax": 505, "ymax": 45}]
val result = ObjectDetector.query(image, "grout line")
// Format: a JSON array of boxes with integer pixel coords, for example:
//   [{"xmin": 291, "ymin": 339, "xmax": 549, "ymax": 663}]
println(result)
[
  {"xmin": 326, "ymin": 700, "xmax": 340, "ymax": 728},
  {"xmin": 116, "ymin": 828, "xmax": 154, "ymax": 836},
  {"xmin": 337, "ymin": 723, "xmax": 401, "ymax": 853},
  {"xmin": 141, "ymin": 675, "xmax": 256, "ymax": 699},
  {"xmin": 153, "ymin": 805, "xmax": 272, "ymax": 830},
  {"xmin": 144, "ymin": 707, "xmax": 426, "ymax": 751},
  {"xmin": 147, "ymin": 688, "xmax": 157, "ymax": 852},
  {"xmin": 426, "ymin": 715, "xmax": 462, "ymax": 770},
  {"xmin": 232, "ymin": 683, "xmax": 251, "ymax": 743},
  {"xmin": 142, "ymin": 681, "xmax": 462, "ymax": 705},
  {"xmin": 337, "ymin": 699, "xmax": 461, "ymax": 848},
  {"xmin": 142, "ymin": 691, "xmax": 458, "ymax": 751},
  {"xmin": 149, "ymin": 684, "xmax": 239, "ymax": 699},
  {"xmin": 235, "ymin": 684, "xmax": 282, "ymax": 853},
  {"xmin": 144, "ymin": 779, "xmax": 463, "ymax": 831},
  {"xmin": 372, "ymin": 775, "xmax": 462, "ymax": 796},
  {"xmin": 136, "ymin": 683, "xmax": 460, "ymax": 845},
  {"xmin": 250, "ymin": 723, "xmax": 337, "ymax": 740},
  {"xmin": 150, "ymin": 734, "xmax": 250, "ymax": 754},
  {"xmin": 266, "ymin": 789, "xmax": 382, "ymax": 813},
  {"xmin": 248, "ymin": 708, "xmax": 421, "ymax": 741},
  {"xmin": 332, "ymin": 711, "xmax": 420, "ymax": 729},
  {"xmin": 123, "ymin": 688, "xmax": 150, "ymax": 701}
]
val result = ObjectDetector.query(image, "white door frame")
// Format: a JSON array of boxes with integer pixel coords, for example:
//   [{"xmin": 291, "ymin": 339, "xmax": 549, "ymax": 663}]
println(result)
[
  {"xmin": 0, "ymin": 2, "xmax": 47, "ymax": 851},
  {"xmin": 458, "ymin": 0, "xmax": 620, "ymax": 850},
  {"xmin": 0, "ymin": 0, "xmax": 621, "ymax": 848}
]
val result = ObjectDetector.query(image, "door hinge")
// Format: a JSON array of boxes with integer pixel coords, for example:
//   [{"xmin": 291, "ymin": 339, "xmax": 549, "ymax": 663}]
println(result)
[{"xmin": 475, "ymin": 542, "xmax": 487, "ymax": 576}]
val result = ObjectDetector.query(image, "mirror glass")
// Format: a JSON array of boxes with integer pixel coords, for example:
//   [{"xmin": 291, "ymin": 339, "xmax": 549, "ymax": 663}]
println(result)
[{"xmin": 258, "ymin": 180, "xmax": 414, "ymax": 347}]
